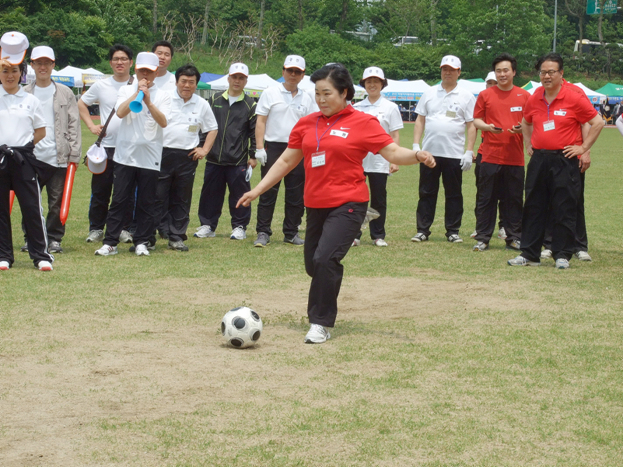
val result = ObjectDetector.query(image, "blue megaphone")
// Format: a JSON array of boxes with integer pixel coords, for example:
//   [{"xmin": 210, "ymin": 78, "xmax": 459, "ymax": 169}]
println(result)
[{"xmin": 129, "ymin": 91, "xmax": 144, "ymax": 113}]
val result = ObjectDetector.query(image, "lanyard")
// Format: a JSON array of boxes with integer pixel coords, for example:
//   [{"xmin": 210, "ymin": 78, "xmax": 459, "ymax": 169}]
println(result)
[{"xmin": 315, "ymin": 115, "xmax": 343, "ymax": 151}]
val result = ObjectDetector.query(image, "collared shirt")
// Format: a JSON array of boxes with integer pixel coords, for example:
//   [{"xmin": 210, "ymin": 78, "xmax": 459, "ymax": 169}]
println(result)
[
  {"xmin": 474, "ymin": 85, "xmax": 530, "ymax": 166},
  {"xmin": 0, "ymin": 87, "xmax": 46, "ymax": 147},
  {"xmin": 353, "ymin": 96, "xmax": 403, "ymax": 173},
  {"xmin": 256, "ymin": 83, "xmax": 315, "ymax": 142},
  {"xmin": 288, "ymin": 105, "xmax": 394, "ymax": 209},
  {"xmin": 80, "ymin": 76, "xmax": 133, "ymax": 148},
  {"xmin": 154, "ymin": 71, "xmax": 176, "ymax": 92},
  {"xmin": 524, "ymin": 86, "xmax": 597, "ymax": 150},
  {"xmin": 163, "ymin": 91, "xmax": 218, "ymax": 150},
  {"xmin": 114, "ymin": 83, "xmax": 172, "ymax": 171},
  {"xmin": 416, "ymin": 84, "xmax": 476, "ymax": 159}
]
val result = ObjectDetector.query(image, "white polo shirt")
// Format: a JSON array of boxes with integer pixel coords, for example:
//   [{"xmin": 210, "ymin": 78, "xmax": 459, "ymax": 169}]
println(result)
[
  {"xmin": 154, "ymin": 71, "xmax": 176, "ymax": 92},
  {"xmin": 256, "ymin": 84, "xmax": 315, "ymax": 142},
  {"xmin": 80, "ymin": 76, "xmax": 133, "ymax": 148},
  {"xmin": 163, "ymin": 91, "xmax": 218, "ymax": 150},
  {"xmin": 114, "ymin": 83, "xmax": 172, "ymax": 171},
  {"xmin": 354, "ymin": 96, "xmax": 403, "ymax": 173},
  {"xmin": 0, "ymin": 87, "xmax": 46, "ymax": 147},
  {"xmin": 415, "ymin": 84, "xmax": 476, "ymax": 159}
]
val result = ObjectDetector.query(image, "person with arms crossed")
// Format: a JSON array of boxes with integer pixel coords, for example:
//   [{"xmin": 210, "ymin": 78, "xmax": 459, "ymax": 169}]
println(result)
[
  {"xmin": 0, "ymin": 31, "xmax": 54, "ymax": 271},
  {"xmin": 352, "ymin": 66, "xmax": 402, "ymax": 247},
  {"xmin": 237, "ymin": 64, "xmax": 436, "ymax": 344},
  {"xmin": 78, "ymin": 44, "xmax": 135, "ymax": 244},
  {"xmin": 195, "ymin": 62, "xmax": 256, "ymax": 241},
  {"xmin": 412, "ymin": 55, "xmax": 476, "ymax": 243},
  {"xmin": 508, "ymin": 53, "xmax": 604, "ymax": 269},
  {"xmin": 253, "ymin": 55, "xmax": 314, "ymax": 247},
  {"xmin": 22, "ymin": 45, "xmax": 81, "ymax": 255},
  {"xmin": 95, "ymin": 52, "xmax": 171, "ymax": 257},
  {"xmin": 155, "ymin": 64, "xmax": 218, "ymax": 252},
  {"xmin": 472, "ymin": 53, "xmax": 529, "ymax": 252}
]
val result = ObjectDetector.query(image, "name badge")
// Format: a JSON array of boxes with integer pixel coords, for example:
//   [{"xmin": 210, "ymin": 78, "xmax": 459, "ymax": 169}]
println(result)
[
  {"xmin": 553, "ymin": 110, "xmax": 567, "ymax": 116},
  {"xmin": 311, "ymin": 151, "xmax": 326, "ymax": 168},
  {"xmin": 543, "ymin": 120, "xmax": 555, "ymax": 131},
  {"xmin": 188, "ymin": 125, "xmax": 199, "ymax": 132},
  {"xmin": 330, "ymin": 129, "xmax": 348, "ymax": 138},
  {"xmin": 446, "ymin": 110, "xmax": 457, "ymax": 118},
  {"xmin": 510, "ymin": 106, "xmax": 523, "ymax": 112}
]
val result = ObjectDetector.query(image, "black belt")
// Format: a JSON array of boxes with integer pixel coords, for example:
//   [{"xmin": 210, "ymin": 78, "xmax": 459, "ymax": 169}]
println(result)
[{"xmin": 533, "ymin": 149, "xmax": 564, "ymax": 155}]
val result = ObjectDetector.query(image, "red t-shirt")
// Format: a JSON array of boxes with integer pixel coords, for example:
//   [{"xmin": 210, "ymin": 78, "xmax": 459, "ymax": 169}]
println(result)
[
  {"xmin": 524, "ymin": 86, "xmax": 597, "ymax": 150},
  {"xmin": 474, "ymin": 86, "xmax": 530, "ymax": 166},
  {"xmin": 288, "ymin": 105, "xmax": 394, "ymax": 209}
]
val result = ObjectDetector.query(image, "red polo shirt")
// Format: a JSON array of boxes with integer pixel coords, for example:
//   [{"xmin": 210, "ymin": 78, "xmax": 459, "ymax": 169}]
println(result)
[
  {"xmin": 288, "ymin": 105, "xmax": 394, "ymax": 209},
  {"xmin": 474, "ymin": 85, "xmax": 530, "ymax": 166},
  {"xmin": 524, "ymin": 85, "xmax": 597, "ymax": 150}
]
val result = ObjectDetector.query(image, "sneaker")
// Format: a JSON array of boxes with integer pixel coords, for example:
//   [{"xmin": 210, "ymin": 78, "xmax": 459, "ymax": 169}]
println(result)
[
  {"xmin": 540, "ymin": 249, "xmax": 552, "ymax": 259},
  {"xmin": 119, "ymin": 230, "xmax": 133, "ymax": 244},
  {"xmin": 37, "ymin": 260, "xmax": 53, "ymax": 271},
  {"xmin": 230, "ymin": 226, "xmax": 247, "ymax": 240},
  {"xmin": 48, "ymin": 241, "xmax": 63, "ymax": 253},
  {"xmin": 0, "ymin": 261, "xmax": 10, "ymax": 270},
  {"xmin": 473, "ymin": 241, "xmax": 489, "ymax": 252},
  {"xmin": 95, "ymin": 245, "xmax": 118, "ymax": 256},
  {"xmin": 86, "ymin": 229, "xmax": 104, "ymax": 243},
  {"xmin": 135, "ymin": 244, "xmax": 150, "ymax": 256},
  {"xmin": 373, "ymin": 238, "xmax": 388, "ymax": 247},
  {"xmin": 284, "ymin": 233, "xmax": 304, "ymax": 245},
  {"xmin": 411, "ymin": 233, "xmax": 428, "ymax": 242},
  {"xmin": 129, "ymin": 243, "xmax": 155, "ymax": 253},
  {"xmin": 254, "ymin": 232, "xmax": 270, "ymax": 248},
  {"xmin": 555, "ymin": 258, "xmax": 570, "ymax": 269},
  {"xmin": 352, "ymin": 238, "xmax": 361, "ymax": 247},
  {"xmin": 20, "ymin": 242, "xmax": 28, "ymax": 252},
  {"xmin": 304, "ymin": 324, "xmax": 331, "ymax": 344},
  {"xmin": 194, "ymin": 225, "xmax": 216, "ymax": 238},
  {"xmin": 507, "ymin": 255, "xmax": 540, "ymax": 266},
  {"xmin": 498, "ymin": 227, "xmax": 507, "ymax": 239},
  {"xmin": 470, "ymin": 230, "xmax": 477, "ymax": 238},
  {"xmin": 447, "ymin": 234, "xmax": 463, "ymax": 243},
  {"xmin": 505, "ymin": 240, "xmax": 521, "ymax": 251},
  {"xmin": 574, "ymin": 251, "xmax": 592, "ymax": 262},
  {"xmin": 168, "ymin": 240, "xmax": 188, "ymax": 251}
]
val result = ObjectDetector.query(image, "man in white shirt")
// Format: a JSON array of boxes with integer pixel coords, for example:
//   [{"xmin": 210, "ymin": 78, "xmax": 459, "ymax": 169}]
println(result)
[
  {"xmin": 79, "ymin": 44, "xmax": 135, "ymax": 244},
  {"xmin": 156, "ymin": 64, "xmax": 218, "ymax": 251},
  {"xmin": 23, "ymin": 45, "xmax": 81, "ymax": 254},
  {"xmin": 95, "ymin": 52, "xmax": 171, "ymax": 257},
  {"xmin": 152, "ymin": 40, "xmax": 176, "ymax": 92},
  {"xmin": 412, "ymin": 55, "xmax": 476, "ymax": 243}
]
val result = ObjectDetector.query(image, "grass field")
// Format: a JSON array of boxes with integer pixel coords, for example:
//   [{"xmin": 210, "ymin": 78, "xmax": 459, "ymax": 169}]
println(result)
[{"xmin": 1, "ymin": 123, "xmax": 622, "ymax": 466}]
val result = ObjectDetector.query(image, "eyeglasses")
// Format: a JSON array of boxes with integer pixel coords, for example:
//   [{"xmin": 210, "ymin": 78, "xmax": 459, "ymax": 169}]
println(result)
[
  {"xmin": 539, "ymin": 70, "xmax": 560, "ymax": 77},
  {"xmin": 284, "ymin": 68, "xmax": 304, "ymax": 76},
  {"xmin": 111, "ymin": 57, "xmax": 130, "ymax": 63},
  {"xmin": 32, "ymin": 61, "xmax": 54, "ymax": 67}
]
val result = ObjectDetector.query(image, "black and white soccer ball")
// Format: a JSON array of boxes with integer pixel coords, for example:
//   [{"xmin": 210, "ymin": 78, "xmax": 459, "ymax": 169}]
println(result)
[{"xmin": 221, "ymin": 306, "xmax": 263, "ymax": 349}]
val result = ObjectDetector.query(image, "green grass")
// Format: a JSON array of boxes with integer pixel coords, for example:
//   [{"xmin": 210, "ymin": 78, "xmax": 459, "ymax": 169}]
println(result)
[{"xmin": 0, "ymin": 123, "xmax": 622, "ymax": 466}]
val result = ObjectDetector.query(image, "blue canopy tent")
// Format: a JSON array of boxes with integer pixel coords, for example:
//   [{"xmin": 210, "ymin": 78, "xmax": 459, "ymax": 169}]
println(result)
[{"xmin": 200, "ymin": 72, "xmax": 225, "ymax": 83}]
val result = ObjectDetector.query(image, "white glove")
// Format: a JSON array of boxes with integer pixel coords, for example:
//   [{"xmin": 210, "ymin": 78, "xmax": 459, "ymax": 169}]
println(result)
[
  {"xmin": 255, "ymin": 148, "xmax": 267, "ymax": 166},
  {"xmin": 245, "ymin": 165, "xmax": 253, "ymax": 182},
  {"xmin": 412, "ymin": 143, "xmax": 421, "ymax": 151},
  {"xmin": 460, "ymin": 151, "xmax": 473, "ymax": 172}
]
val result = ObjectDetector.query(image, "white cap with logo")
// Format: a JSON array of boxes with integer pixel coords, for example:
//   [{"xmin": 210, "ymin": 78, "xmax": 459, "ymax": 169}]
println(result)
[
  {"xmin": 31, "ymin": 46, "xmax": 55, "ymax": 61},
  {"xmin": 440, "ymin": 55, "xmax": 461, "ymax": 69},
  {"xmin": 284, "ymin": 55, "xmax": 305, "ymax": 71},
  {"xmin": 362, "ymin": 66, "xmax": 385, "ymax": 81},
  {"xmin": 135, "ymin": 52, "xmax": 159, "ymax": 71},
  {"xmin": 1, "ymin": 31, "xmax": 29, "ymax": 65},
  {"xmin": 485, "ymin": 71, "xmax": 497, "ymax": 83},
  {"xmin": 229, "ymin": 62, "xmax": 249, "ymax": 76}
]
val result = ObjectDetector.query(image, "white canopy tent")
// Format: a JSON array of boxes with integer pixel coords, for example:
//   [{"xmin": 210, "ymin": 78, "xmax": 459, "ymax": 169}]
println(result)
[
  {"xmin": 297, "ymin": 75, "xmax": 367, "ymax": 100},
  {"xmin": 457, "ymin": 79, "xmax": 486, "ymax": 96},
  {"xmin": 572, "ymin": 82, "xmax": 607, "ymax": 104},
  {"xmin": 381, "ymin": 79, "xmax": 431, "ymax": 102},
  {"xmin": 207, "ymin": 73, "xmax": 280, "ymax": 92}
]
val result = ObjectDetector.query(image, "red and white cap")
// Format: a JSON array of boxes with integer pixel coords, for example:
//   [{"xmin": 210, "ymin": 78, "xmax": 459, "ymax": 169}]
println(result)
[
  {"xmin": 229, "ymin": 62, "xmax": 249, "ymax": 76},
  {"xmin": 31, "ymin": 46, "xmax": 55, "ymax": 61},
  {"xmin": 86, "ymin": 144, "xmax": 108, "ymax": 175},
  {"xmin": 1, "ymin": 31, "xmax": 29, "ymax": 65},
  {"xmin": 284, "ymin": 55, "xmax": 305, "ymax": 71},
  {"xmin": 440, "ymin": 55, "xmax": 461, "ymax": 69},
  {"xmin": 135, "ymin": 52, "xmax": 159, "ymax": 71},
  {"xmin": 485, "ymin": 71, "xmax": 496, "ymax": 83}
]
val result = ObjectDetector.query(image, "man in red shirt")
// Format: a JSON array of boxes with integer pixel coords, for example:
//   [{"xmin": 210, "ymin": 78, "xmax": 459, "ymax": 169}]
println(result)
[
  {"xmin": 472, "ymin": 53, "xmax": 529, "ymax": 251},
  {"xmin": 508, "ymin": 53, "xmax": 604, "ymax": 269}
]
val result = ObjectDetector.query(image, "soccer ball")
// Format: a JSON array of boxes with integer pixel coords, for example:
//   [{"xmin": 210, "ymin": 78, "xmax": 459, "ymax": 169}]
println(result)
[{"xmin": 221, "ymin": 306, "xmax": 263, "ymax": 348}]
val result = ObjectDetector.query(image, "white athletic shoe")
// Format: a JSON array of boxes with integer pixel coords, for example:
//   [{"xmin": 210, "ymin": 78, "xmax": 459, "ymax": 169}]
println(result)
[
  {"xmin": 95, "ymin": 245, "xmax": 118, "ymax": 256},
  {"xmin": 507, "ymin": 255, "xmax": 540, "ymax": 267},
  {"xmin": 230, "ymin": 226, "xmax": 247, "ymax": 240},
  {"xmin": 194, "ymin": 225, "xmax": 216, "ymax": 238},
  {"xmin": 470, "ymin": 230, "xmax": 477, "ymax": 238},
  {"xmin": 37, "ymin": 260, "xmax": 53, "ymax": 271},
  {"xmin": 447, "ymin": 234, "xmax": 463, "ymax": 243},
  {"xmin": 541, "ymin": 249, "xmax": 553, "ymax": 259},
  {"xmin": 304, "ymin": 324, "xmax": 331, "ymax": 344},
  {"xmin": 119, "ymin": 230, "xmax": 133, "ymax": 244},
  {"xmin": 0, "ymin": 260, "xmax": 10, "ymax": 270},
  {"xmin": 373, "ymin": 238, "xmax": 388, "ymax": 247},
  {"xmin": 555, "ymin": 258, "xmax": 570, "ymax": 269},
  {"xmin": 498, "ymin": 227, "xmax": 507, "ymax": 239},
  {"xmin": 352, "ymin": 238, "xmax": 361, "ymax": 247},
  {"xmin": 86, "ymin": 229, "xmax": 104, "ymax": 243},
  {"xmin": 135, "ymin": 244, "xmax": 150, "ymax": 256},
  {"xmin": 574, "ymin": 251, "xmax": 592, "ymax": 262}
]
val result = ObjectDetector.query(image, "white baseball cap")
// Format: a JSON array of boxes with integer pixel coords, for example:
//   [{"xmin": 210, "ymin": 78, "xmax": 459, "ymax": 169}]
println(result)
[
  {"xmin": 1, "ymin": 31, "xmax": 29, "ymax": 65},
  {"xmin": 229, "ymin": 62, "xmax": 249, "ymax": 76},
  {"xmin": 440, "ymin": 55, "xmax": 461, "ymax": 69},
  {"xmin": 86, "ymin": 144, "xmax": 108, "ymax": 175},
  {"xmin": 359, "ymin": 66, "xmax": 387, "ymax": 88},
  {"xmin": 485, "ymin": 71, "xmax": 497, "ymax": 83},
  {"xmin": 31, "ymin": 46, "xmax": 55, "ymax": 61},
  {"xmin": 284, "ymin": 55, "xmax": 305, "ymax": 71},
  {"xmin": 135, "ymin": 52, "xmax": 159, "ymax": 71}
]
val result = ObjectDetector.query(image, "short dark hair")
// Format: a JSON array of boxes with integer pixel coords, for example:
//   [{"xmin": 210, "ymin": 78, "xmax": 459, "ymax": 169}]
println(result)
[
  {"xmin": 535, "ymin": 52, "xmax": 563, "ymax": 72},
  {"xmin": 492, "ymin": 53, "xmax": 517, "ymax": 72},
  {"xmin": 152, "ymin": 40, "xmax": 174, "ymax": 57},
  {"xmin": 310, "ymin": 63, "xmax": 355, "ymax": 101},
  {"xmin": 175, "ymin": 64, "xmax": 200, "ymax": 83},
  {"xmin": 108, "ymin": 44, "xmax": 133, "ymax": 61}
]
